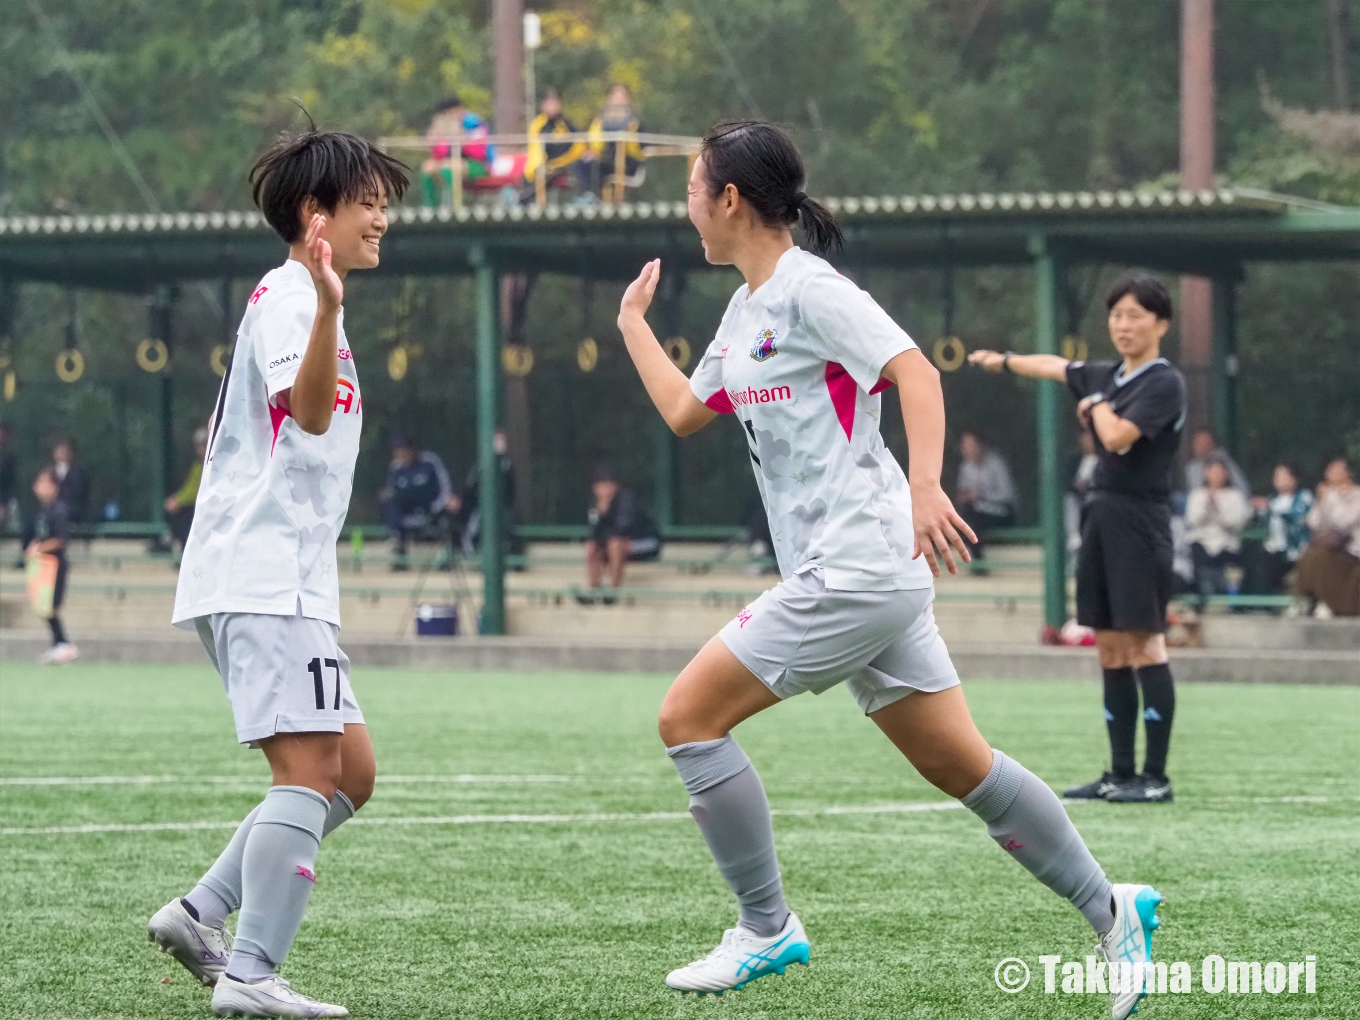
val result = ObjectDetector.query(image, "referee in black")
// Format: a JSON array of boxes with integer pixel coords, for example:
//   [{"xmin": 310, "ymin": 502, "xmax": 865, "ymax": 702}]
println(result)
[{"xmin": 969, "ymin": 273, "xmax": 1186, "ymax": 803}]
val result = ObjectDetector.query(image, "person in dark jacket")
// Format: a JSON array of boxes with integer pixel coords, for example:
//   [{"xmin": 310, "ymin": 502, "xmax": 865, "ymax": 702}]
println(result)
[
  {"xmin": 382, "ymin": 435, "xmax": 455, "ymax": 569},
  {"xmin": 582, "ymin": 464, "xmax": 661, "ymax": 601},
  {"xmin": 49, "ymin": 439, "xmax": 90, "ymax": 525}
]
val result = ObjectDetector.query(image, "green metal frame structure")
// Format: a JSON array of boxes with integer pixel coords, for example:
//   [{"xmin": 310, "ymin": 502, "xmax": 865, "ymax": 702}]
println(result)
[{"xmin": 3, "ymin": 187, "xmax": 1358, "ymax": 632}]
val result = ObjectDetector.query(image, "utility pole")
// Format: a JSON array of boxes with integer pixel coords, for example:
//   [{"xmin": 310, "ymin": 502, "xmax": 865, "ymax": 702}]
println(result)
[
  {"xmin": 1179, "ymin": 0, "xmax": 1216, "ymax": 443},
  {"xmin": 492, "ymin": 0, "xmax": 535, "ymax": 521},
  {"xmin": 493, "ymin": 0, "xmax": 525, "ymax": 137}
]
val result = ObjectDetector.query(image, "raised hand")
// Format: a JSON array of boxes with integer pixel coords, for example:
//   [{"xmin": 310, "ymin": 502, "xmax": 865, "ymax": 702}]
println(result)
[
  {"xmin": 618, "ymin": 259, "xmax": 660, "ymax": 324},
  {"xmin": 910, "ymin": 480, "xmax": 976, "ymax": 577},
  {"xmin": 299, "ymin": 213, "xmax": 343, "ymax": 310}
]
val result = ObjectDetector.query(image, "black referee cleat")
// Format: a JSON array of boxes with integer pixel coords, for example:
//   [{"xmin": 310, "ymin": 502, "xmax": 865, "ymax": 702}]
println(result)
[
  {"xmin": 1062, "ymin": 771, "xmax": 1130, "ymax": 800},
  {"xmin": 1106, "ymin": 773, "xmax": 1174, "ymax": 803}
]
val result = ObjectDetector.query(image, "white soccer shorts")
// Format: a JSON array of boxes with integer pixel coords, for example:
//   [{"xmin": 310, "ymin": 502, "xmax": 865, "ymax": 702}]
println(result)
[
  {"xmin": 194, "ymin": 603, "xmax": 364, "ymax": 746},
  {"xmin": 719, "ymin": 569, "xmax": 960, "ymax": 715}
]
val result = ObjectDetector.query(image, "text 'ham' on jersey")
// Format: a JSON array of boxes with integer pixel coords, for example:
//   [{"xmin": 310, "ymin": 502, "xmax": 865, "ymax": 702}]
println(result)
[
  {"xmin": 173, "ymin": 259, "xmax": 363, "ymax": 628},
  {"xmin": 689, "ymin": 247, "xmax": 934, "ymax": 592}
]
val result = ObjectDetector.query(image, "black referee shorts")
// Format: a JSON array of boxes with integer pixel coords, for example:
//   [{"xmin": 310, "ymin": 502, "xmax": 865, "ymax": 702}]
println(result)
[{"xmin": 1075, "ymin": 493, "xmax": 1173, "ymax": 634}]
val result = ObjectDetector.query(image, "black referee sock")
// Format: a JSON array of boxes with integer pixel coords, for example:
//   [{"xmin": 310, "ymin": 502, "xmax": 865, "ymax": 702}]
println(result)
[
  {"xmin": 1102, "ymin": 667, "xmax": 1138, "ymax": 779},
  {"xmin": 1136, "ymin": 663, "xmax": 1176, "ymax": 779}
]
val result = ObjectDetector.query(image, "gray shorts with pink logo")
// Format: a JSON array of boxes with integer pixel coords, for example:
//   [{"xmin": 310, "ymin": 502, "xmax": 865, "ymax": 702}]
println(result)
[{"xmin": 719, "ymin": 568, "xmax": 960, "ymax": 715}]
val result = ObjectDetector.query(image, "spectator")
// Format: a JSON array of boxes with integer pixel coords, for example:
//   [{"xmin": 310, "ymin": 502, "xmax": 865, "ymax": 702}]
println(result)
[
  {"xmin": 382, "ymin": 435, "xmax": 455, "ymax": 570},
  {"xmin": 1246, "ymin": 462, "xmax": 1313, "ymax": 595},
  {"xmin": 164, "ymin": 427, "xmax": 209, "ymax": 558},
  {"xmin": 23, "ymin": 467, "xmax": 78, "ymax": 664},
  {"xmin": 524, "ymin": 87, "xmax": 587, "ymax": 199},
  {"xmin": 49, "ymin": 438, "xmax": 90, "ymax": 524},
  {"xmin": 0, "ymin": 421, "xmax": 17, "ymax": 530},
  {"xmin": 581, "ymin": 464, "xmax": 661, "ymax": 602},
  {"xmin": 586, "ymin": 84, "xmax": 645, "ymax": 201},
  {"xmin": 1291, "ymin": 456, "xmax": 1360, "ymax": 617},
  {"xmin": 1065, "ymin": 430, "xmax": 1099, "ymax": 554},
  {"xmin": 1184, "ymin": 426, "xmax": 1249, "ymax": 497},
  {"xmin": 458, "ymin": 428, "xmax": 523, "ymax": 559},
  {"xmin": 954, "ymin": 429, "xmax": 1016, "ymax": 572},
  {"xmin": 1184, "ymin": 456, "xmax": 1252, "ymax": 603},
  {"xmin": 420, "ymin": 94, "xmax": 493, "ymax": 208}
]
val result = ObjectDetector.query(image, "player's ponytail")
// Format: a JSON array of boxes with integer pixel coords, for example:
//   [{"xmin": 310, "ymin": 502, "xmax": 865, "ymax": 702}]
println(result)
[{"xmin": 700, "ymin": 121, "xmax": 844, "ymax": 256}]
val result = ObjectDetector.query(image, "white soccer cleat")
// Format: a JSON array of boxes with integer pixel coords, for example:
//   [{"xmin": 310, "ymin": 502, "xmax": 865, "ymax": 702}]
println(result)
[
  {"xmin": 38, "ymin": 643, "xmax": 79, "ymax": 665},
  {"xmin": 1098, "ymin": 883, "xmax": 1164, "ymax": 1019},
  {"xmin": 147, "ymin": 898, "xmax": 232, "ymax": 987},
  {"xmin": 665, "ymin": 912, "xmax": 810, "ymax": 995},
  {"xmin": 211, "ymin": 974, "xmax": 348, "ymax": 1018}
]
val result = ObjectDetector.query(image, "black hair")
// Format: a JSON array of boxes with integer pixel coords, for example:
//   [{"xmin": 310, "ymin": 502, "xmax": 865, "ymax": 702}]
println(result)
[
  {"xmin": 1105, "ymin": 272, "xmax": 1173, "ymax": 321},
  {"xmin": 699, "ymin": 121, "xmax": 843, "ymax": 256},
  {"xmin": 960, "ymin": 428, "xmax": 986, "ymax": 446},
  {"xmin": 1193, "ymin": 425, "xmax": 1217, "ymax": 440},
  {"xmin": 434, "ymin": 94, "xmax": 463, "ymax": 113},
  {"xmin": 249, "ymin": 131, "xmax": 411, "ymax": 243},
  {"xmin": 592, "ymin": 463, "xmax": 618, "ymax": 484},
  {"xmin": 1273, "ymin": 460, "xmax": 1300, "ymax": 480}
]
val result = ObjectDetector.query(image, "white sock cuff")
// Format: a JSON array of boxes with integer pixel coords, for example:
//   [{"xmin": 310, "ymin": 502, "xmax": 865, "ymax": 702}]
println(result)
[
  {"xmin": 666, "ymin": 735, "xmax": 752, "ymax": 795},
  {"xmin": 960, "ymin": 750, "xmax": 1025, "ymax": 824},
  {"xmin": 254, "ymin": 786, "xmax": 329, "ymax": 843}
]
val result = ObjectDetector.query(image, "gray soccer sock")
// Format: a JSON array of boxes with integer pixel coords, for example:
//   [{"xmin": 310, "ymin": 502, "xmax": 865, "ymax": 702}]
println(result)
[
  {"xmin": 185, "ymin": 804, "xmax": 261, "ymax": 928},
  {"xmin": 227, "ymin": 785, "xmax": 329, "ymax": 981},
  {"xmin": 667, "ymin": 735, "xmax": 789, "ymax": 938},
  {"xmin": 184, "ymin": 791, "xmax": 357, "ymax": 930},
  {"xmin": 962, "ymin": 750, "xmax": 1115, "ymax": 934},
  {"xmin": 322, "ymin": 790, "xmax": 356, "ymax": 838}
]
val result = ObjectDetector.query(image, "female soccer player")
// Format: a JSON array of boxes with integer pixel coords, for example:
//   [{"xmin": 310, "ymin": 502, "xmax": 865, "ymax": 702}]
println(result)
[
  {"xmin": 617, "ymin": 122, "xmax": 1160, "ymax": 1020},
  {"xmin": 147, "ymin": 130, "xmax": 407, "ymax": 1019}
]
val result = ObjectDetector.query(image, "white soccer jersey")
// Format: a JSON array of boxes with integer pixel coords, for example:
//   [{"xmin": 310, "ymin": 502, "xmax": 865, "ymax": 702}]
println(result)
[
  {"xmin": 173, "ymin": 259, "xmax": 362, "ymax": 628},
  {"xmin": 689, "ymin": 247, "xmax": 933, "ymax": 591}
]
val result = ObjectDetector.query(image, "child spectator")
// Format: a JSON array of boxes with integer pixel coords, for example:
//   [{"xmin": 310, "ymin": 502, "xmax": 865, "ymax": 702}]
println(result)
[
  {"xmin": 581, "ymin": 464, "xmax": 660, "ymax": 602},
  {"xmin": 23, "ymin": 467, "xmax": 78, "ymax": 664},
  {"xmin": 1247, "ymin": 462, "xmax": 1312, "ymax": 595},
  {"xmin": 1291, "ymin": 456, "xmax": 1360, "ymax": 617},
  {"xmin": 586, "ymin": 85, "xmax": 645, "ymax": 200},
  {"xmin": 1185, "ymin": 456, "xmax": 1251, "ymax": 602},
  {"xmin": 525, "ymin": 88, "xmax": 587, "ymax": 197},
  {"xmin": 164, "ymin": 427, "xmax": 209, "ymax": 558}
]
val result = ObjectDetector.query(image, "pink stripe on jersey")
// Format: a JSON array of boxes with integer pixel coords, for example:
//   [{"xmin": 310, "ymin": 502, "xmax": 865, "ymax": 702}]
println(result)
[
  {"xmin": 869, "ymin": 377, "xmax": 894, "ymax": 395},
  {"xmin": 269, "ymin": 402, "xmax": 291, "ymax": 454},
  {"xmin": 704, "ymin": 389, "xmax": 736, "ymax": 414},
  {"xmin": 825, "ymin": 362, "xmax": 858, "ymax": 440}
]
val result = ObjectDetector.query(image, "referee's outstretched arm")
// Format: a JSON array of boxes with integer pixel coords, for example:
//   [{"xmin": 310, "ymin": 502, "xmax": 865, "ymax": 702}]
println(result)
[{"xmin": 967, "ymin": 349, "xmax": 1141, "ymax": 454}]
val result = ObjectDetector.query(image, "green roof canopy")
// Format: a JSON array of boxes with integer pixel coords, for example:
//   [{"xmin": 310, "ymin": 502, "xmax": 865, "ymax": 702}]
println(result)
[{"xmin": 2, "ymin": 187, "xmax": 1356, "ymax": 290}]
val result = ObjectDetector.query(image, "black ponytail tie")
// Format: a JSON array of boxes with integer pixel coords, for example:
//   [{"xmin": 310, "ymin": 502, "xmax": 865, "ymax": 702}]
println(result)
[{"xmin": 792, "ymin": 191, "xmax": 808, "ymax": 211}]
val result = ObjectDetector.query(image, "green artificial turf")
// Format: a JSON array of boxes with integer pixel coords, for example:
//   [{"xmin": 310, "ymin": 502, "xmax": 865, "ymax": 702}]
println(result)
[{"xmin": 1, "ymin": 664, "xmax": 1356, "ymax": 1019}]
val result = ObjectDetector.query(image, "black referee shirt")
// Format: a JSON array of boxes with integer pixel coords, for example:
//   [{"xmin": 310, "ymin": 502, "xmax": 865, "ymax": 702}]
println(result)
[{"xmin": 1065, "ymin": 358, "xmax": 1187, "ymax": 501}]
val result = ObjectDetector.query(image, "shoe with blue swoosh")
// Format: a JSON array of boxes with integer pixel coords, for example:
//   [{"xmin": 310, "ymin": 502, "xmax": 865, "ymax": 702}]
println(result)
[
  {"xmin": 665, "ymin": 912, "xmax": 810, "ymax": 994},
  {"xmin": 1098, "ymin": 883, "xmax": 1164, "ymax": 1019}
]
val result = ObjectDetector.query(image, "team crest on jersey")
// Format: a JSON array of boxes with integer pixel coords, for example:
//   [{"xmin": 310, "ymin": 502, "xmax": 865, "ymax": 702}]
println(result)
[{"xmin": 750, "ymin": 328, "xmax": 779, "ymax": 362}]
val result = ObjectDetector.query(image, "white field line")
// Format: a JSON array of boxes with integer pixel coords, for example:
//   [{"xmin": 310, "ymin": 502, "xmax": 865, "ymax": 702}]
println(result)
[
  {"xmin": 0, "ymin": 801, "xmax": 964, "ymax": 836},
  {"xmin": 1, "ymin": 793, "xmax": 1352, "ymax": 838},
  {"xmin": 0, "ymin": 774, "xmax": 572, "ymax": 788}
]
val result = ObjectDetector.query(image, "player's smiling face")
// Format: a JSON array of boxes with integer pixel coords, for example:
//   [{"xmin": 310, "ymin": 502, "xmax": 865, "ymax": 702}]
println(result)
[
  {"xmin": 311, "ymin": 183, "xmax": 390, "ymax": 274},
  {"xmin": 1107, "ymin": 292, "xmax": 1169, "ymax": 360},
  {"xmin": 687, "ymin": 155, "xmax": 737, "ymax": 265}
]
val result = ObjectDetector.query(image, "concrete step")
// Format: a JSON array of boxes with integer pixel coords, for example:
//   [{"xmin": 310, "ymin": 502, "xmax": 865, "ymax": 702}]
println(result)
[
  {"xmin": 1200, "ymin": 615, "xmax": 1360, "ymax": 651},
  {"xmin": 2, "ymin": 631, "xmax": 1353, "ymax": 684}
]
